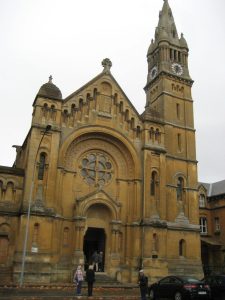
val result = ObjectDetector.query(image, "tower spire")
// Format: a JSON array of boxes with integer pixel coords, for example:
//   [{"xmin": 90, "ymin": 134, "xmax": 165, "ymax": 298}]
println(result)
[
  {"xmin": 155, "ymin": 0, "xmax": 179, "ymax": 44},
  {"xmin": 146, "ymin": 0, "xmax": 190, "ymax": 91}
]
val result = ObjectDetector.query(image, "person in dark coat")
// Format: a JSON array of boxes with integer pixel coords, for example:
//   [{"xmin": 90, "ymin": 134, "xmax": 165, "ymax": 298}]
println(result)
[
  {"xmin": 85, "ymin": 264, "xmax": 95, "ymax": 297},
  {"xmin": 138, "ymin": 269, "xmax": 148, "ymax": 300}
]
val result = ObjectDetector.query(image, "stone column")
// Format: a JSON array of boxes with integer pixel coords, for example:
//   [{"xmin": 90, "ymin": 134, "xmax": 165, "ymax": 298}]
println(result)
[{"xmin": 73, "ymin": 217, "xmax": 86, "ymax": 267}]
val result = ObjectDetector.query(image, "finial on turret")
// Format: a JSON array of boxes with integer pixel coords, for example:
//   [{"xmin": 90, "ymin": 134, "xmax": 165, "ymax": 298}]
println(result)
[
  {"xmin": 48, "ymin": 75, "xmax": 53, "ymax": 83},
  {"xmin": 102, "ymin": 58, "xmax": 112, "ymax": 73}
]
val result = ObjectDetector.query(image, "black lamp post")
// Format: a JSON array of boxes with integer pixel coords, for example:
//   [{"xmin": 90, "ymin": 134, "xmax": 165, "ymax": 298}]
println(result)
[{"xmin": 19, "ymin": 125, "xmax": 51, "ymax": 286}]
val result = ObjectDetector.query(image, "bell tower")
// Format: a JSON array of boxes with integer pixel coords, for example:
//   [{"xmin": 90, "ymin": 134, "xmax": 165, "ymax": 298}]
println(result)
[
  {"xmin": 144, "ymin": 0, "xmax": 196, "ymax": 162},
  {"xmin": 142, "ymin": 0, "xmax": 202, "ymax": 279}
]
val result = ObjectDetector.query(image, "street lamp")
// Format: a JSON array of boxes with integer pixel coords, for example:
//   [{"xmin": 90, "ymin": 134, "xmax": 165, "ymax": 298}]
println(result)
[{"xmin": 19, "ymin": 125, "xmax": 52, "ymax": 286}]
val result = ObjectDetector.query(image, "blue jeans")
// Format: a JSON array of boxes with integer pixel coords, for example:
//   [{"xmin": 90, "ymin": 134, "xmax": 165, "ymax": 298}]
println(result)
[{"xmin": 76, "ymin": 281, "xmax": 82, "ymax": 295}]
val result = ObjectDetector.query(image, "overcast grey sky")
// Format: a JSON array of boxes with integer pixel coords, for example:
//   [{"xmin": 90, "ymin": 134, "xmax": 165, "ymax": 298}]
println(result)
[{"xmin": 0, "ymin": 0, "xmax": 225, "ymax": 183}]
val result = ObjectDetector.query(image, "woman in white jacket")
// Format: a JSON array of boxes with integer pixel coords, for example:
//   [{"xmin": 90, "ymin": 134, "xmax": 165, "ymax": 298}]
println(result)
[{"xmin": 73, "ymin": 265, "xmax": 84, "ymax": 296}]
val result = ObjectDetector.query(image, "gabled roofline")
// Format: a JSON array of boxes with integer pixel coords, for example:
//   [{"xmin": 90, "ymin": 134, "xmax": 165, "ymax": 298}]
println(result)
[{"xmin": 64, "ymin": 71, "xmax": 141, "ymax": 119}]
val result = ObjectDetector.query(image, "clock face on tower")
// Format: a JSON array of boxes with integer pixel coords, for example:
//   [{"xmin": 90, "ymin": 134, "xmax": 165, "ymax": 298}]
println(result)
[
  {"xmin": 171, "ymin": 63, "xmax": 183, "ymax": 76},
  {"xmin": 150, "ymin": 66, "xmax": 158, "ymax": 79}
]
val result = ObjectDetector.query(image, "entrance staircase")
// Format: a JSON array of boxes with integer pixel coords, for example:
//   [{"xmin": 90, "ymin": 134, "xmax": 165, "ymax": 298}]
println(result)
[
  {"xmin": 94, "ymin": 272, "xmax": 121, "ymax": 286},
  {"xmin": 0, "ymin": 272, "xmax": 140, "ymax": 299}
]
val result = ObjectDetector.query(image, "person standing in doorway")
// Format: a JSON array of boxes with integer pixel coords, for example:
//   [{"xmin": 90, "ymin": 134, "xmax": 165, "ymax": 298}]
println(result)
[
  {"xmin": 85, "ymin": 264, "xmax": 95, "ymax": 297},
  {"xmin": 98, "ymin": 251, "xmax": 103, "ymax": 272},
  {"xmin": 92, "ymin": 251, "xmax": 99, "ymax": 272},
  {"xmin": 138, "ymin": 269, "xmax": 148, "ymax": 300},
  {"xmin": 73, "ymin": 265, "xmax": 84, "ymax": 296}
]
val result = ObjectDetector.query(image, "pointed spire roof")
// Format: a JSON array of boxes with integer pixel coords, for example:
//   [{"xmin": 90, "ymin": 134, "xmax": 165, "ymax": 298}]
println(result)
[{"xmin": 156, "ymin": 0, "xmax": 179, "ymax": 44}]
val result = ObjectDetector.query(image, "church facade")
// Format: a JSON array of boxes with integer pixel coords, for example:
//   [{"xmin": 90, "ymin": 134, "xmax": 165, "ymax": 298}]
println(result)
[{"xmin": 0, "ymin": 0, "xmax": 203, "ymax": 283}]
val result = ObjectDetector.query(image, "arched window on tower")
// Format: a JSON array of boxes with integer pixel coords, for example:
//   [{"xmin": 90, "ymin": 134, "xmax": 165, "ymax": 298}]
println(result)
[
  {"xmin": 150, "ymin": 127, "xmax": 155, "ymax": 141},
  {"xmin": 38, "ymin": 153, "xmax": 46, "ymax": 180},
  {"xmin": 155, "ymin": 128, "xmax": 161, "ymax": 143},
  {"xmin": 176, "ymin": 177, "xmax": 184, "ymax": 201},
  {"xmin": 42, "ymin": 103, "xmax": 48, "ymax": 118},
  {"xmin": 151, "ymin": 171, "xmax": 158, "ymax": 196},
  {"xmin": 50, "ymin": 105, "xmax": 56, "ymax": 120},
  {"xmin": 179, "ymin": 239, "xmax": 186, "ymax": 257}
]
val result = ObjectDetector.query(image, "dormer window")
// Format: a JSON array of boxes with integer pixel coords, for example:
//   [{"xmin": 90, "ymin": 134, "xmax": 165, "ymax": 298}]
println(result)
[{"xmin": 199, "ymin": 194, "xmax": 206, "ymax": 208}]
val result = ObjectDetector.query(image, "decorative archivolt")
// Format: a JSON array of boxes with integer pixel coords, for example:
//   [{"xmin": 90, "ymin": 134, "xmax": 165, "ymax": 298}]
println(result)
[
  {"xmin": 63, "ymin": 133, "xmax": 135, "ymax": 179},
  {"xmin": 76, "ymin": 190, "xmax": 119, "ymax": 220}
]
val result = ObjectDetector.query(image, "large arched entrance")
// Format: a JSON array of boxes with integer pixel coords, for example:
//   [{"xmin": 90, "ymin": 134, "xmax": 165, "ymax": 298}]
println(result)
[{"xmin": 83, "ymin": 227, "xmax": 105, "ymax": 271}]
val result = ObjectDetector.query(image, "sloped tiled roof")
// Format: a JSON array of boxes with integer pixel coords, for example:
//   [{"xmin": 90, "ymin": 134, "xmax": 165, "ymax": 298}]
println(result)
[{"xmin": 199, "ymin": 180, "xmax": 225, "ymax": 197}]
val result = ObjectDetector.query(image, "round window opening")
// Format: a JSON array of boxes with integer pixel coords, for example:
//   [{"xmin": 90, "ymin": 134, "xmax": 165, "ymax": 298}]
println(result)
[{"xmin": 80, "ymin": 153, "xmax": 113, "ymax": 187}]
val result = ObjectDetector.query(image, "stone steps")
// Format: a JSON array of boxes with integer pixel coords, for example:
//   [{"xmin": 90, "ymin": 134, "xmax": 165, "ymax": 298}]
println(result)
[{"xmin": 0, "ymin": 267, "xmax": 13, "ymax": 284}]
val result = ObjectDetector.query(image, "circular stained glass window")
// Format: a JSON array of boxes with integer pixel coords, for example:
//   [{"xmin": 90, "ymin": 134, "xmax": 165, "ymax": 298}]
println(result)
[{"xmin": 80, "ymin": 153, "xmax": 113, "ymax": 187}]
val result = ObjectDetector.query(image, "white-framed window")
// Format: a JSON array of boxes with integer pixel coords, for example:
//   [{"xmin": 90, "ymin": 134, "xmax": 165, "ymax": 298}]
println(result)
[
  {"xmin": 214, "ymin": 217, "xmax": 220, "ymax": 232},
  {"xmin": 200, "ymin": 217, "xmax": 208, "ymax": 234},
  {"xmin": 199, "ymin": 194, "xmax": 206, "ymax": 208}
]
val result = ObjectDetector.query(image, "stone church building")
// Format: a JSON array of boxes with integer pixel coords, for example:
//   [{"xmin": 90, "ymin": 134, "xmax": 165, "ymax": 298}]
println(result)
[{"xmin": 0, "ymin": 0, "xmax": 203, "ymax": 283}]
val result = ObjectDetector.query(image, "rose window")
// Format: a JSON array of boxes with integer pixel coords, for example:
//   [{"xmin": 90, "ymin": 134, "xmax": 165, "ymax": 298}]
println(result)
[{"xmin": 80, "ymin": 153, "xmax": 113, "ymax": 187}]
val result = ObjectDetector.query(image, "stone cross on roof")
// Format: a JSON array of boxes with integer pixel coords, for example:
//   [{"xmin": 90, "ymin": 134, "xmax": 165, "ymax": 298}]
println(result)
[{"xmin": 102, "ymin": 58, "xmax": 112, "ymax": 73}]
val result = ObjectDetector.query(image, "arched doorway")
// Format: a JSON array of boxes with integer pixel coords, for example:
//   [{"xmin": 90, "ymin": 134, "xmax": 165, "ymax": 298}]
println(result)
[{"xmin": 83, "ymin": 227, "xmax": 105, "ymax": 271}]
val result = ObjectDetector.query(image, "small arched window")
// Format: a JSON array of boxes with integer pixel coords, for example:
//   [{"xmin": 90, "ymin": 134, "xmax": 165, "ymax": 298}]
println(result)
[
  {"xmin": 151, "ymin": 171, "xmax": 158, "ymax": 196},
  {"xmin": 150, "ymin": 127, "xmax": 154, "ymax": 140},
  {"xmin": 136, "ymin": 126, "xmax": 141, "ymax": 138},
  {"xmin": 177, "ymin": 177, "xmax": 184, "ymax": 201},
  {"xmin": 155, "ymin": 128, "xmax": 161, "ymax": 143},
  {"xmin": 38, "ymin": 153, "xmax": 46, "ymax": 180},
  {"xmin": 179, "ymin": 239, "xmax": 186, "ymax": 256}
]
